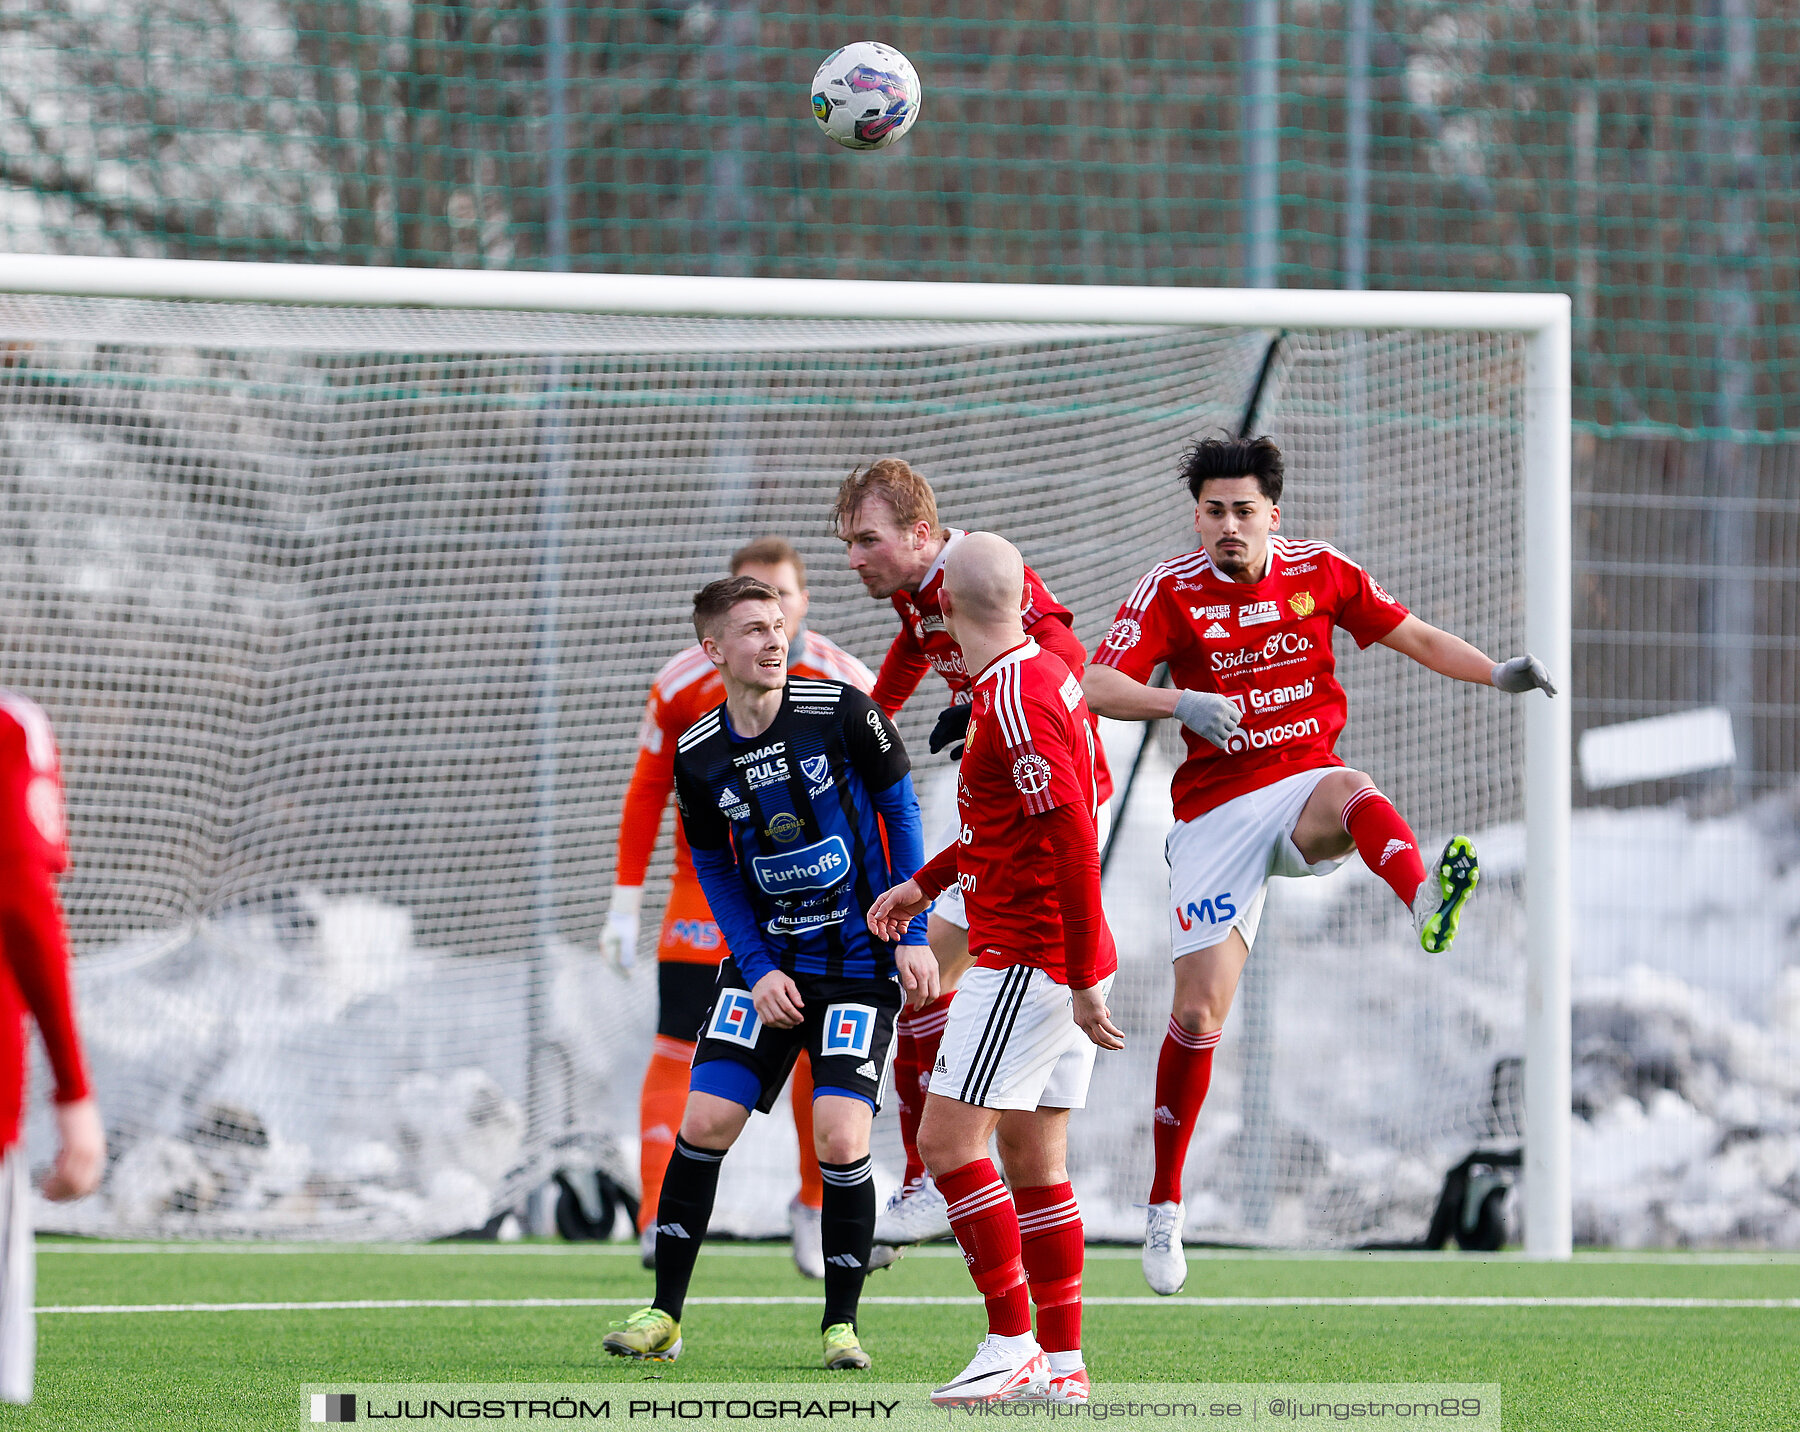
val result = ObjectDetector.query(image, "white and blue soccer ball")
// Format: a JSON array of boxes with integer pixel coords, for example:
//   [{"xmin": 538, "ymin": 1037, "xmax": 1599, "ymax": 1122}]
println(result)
[{"xmin": 810, "ymin": 41, "xmax": 922, "ymax": 151}]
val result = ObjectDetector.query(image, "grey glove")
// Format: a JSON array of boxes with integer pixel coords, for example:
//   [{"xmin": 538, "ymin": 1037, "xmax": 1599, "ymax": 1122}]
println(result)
[
  {"xmin": 1173, "ymin": 689, "xmax": 1242, "ymax": 750},
  {"xmin": 1491, "ymin": 654, "xmax": 1557, "ymax": 697}
]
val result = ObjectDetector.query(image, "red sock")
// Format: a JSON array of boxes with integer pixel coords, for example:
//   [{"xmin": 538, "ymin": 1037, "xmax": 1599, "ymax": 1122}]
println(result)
[
  {"xmin": 1148, "ymin": 1017, "xmax": 1220, "ymax": 1206},
  {"xmin": 1341, "ymin": 786, "xmax": 1429, "ymax": 906},
  {"xmin": 938, "ymin": 1158, "xmax": 1030, "ymax": 1337},
  {"xmin": 1015, "ymin": 1182, "xmax": 1083, "ymax": 1354},
  {"xmin": 892, "ymin": 1015, "xmax": 924, "ymax": 1188},
  {"xmin": 908, "ymin": 993, "xmax": 955, "ymax": 1182}
]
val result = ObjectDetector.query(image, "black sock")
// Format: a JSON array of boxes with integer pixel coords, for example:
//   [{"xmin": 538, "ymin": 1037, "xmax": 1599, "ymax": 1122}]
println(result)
[
  {"xmin": 652, "ymin": 1135, "xmax": 726, "ymax": 1321},
  {"xmin": 819, "ymin": 1155, "xmax": 876, "ymax": 1331}
]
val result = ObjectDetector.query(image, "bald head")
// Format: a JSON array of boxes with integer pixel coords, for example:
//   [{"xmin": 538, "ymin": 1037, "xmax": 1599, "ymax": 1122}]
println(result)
[{"xmin": 942, "ymin": 531, "xmax": 1026, "ymax": 626}]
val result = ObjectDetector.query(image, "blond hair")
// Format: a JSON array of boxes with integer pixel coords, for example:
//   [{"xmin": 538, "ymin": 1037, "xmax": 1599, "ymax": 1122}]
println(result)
[{"xmin": 830, "ymin": 458, "xmax": 943, "ymax": 538}]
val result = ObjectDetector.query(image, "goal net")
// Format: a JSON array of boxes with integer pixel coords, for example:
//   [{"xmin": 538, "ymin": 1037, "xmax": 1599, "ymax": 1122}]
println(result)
[{"xmin": 0, "ymin": 280, "xmax": 1541, "ymax": 1244}]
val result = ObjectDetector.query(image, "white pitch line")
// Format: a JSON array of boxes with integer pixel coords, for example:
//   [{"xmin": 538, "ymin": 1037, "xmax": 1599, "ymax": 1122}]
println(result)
[
  {"xmin": 36, "ymin": 1243, "xmax": 1800, "ymax": 1266},
  {"xmin": 34, "ymin": 1295, "xmax": 1800, "ymax": 1316}
]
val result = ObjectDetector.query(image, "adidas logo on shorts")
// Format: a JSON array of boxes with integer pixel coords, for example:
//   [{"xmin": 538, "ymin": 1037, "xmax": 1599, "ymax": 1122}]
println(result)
[
  {"xmin": 855, "ymin": 1060, "xmax": 878, "ymax": 1079},
  {"xmin": 1380, "ymin": 838, "xmax": 1410, "ymax": 866},
  {"xmin": 1154, "ymin": 1105, "xmax": 1178, "ymax": 1125},
  {"xmin": 933, "ymin": 1054, "xmax": 948, "ymax": 1074}
]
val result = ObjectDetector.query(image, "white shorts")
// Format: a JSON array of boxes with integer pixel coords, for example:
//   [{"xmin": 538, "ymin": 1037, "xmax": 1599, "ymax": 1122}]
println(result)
[
  {"xmin": 0, "ymin": 1146, "xmax": 33, "ymax": 1404},
  {"xmin": 925, "ymin": 767, "xmax": 1110, "ymax": 932},
  {"xmin": 1166, "ymin": 765, "xmax": 1347, "ymax": 959},
  {"xmin": 929, "ymin": 965, "xmax": 1114, "ymax": 1111}
]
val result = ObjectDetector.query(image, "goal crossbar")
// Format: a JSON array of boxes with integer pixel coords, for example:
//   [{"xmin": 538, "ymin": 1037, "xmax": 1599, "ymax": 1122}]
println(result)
[
  {"xmin": 0, "ymin": 255, "xmax": 1572, "ymax": 1258},
  {"xmin": 1, "ymin": 254, "xmax": 1569, "ymax": 333}
]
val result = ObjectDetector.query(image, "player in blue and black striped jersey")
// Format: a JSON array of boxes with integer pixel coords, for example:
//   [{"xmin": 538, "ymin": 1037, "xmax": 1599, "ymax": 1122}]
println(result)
[{"xmin": 605, "ymin": 575, "xmax": 937, "ymax": 1373}]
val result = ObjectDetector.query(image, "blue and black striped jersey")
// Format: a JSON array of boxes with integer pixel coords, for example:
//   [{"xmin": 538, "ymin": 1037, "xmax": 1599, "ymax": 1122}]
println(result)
[{"xmin": 672, "ymin": 678, "xmax": 926, "ymax": 985}]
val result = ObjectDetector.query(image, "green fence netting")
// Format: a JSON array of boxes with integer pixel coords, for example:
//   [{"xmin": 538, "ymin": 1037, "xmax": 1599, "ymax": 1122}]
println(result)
[{"xmin": 1, "ymin": 2, "xmax": 1795, "ymax": 438}]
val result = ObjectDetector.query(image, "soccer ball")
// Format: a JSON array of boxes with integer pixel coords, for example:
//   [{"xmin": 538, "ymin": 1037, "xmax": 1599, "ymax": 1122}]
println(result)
[{"xmin": 810, "ymin": 42, "xmax": 921, "ymax": 151}]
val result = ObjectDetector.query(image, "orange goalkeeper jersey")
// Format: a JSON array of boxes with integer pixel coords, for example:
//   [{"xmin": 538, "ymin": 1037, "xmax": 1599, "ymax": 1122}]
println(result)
[{"xmin": 615, "ymin": 632, "xmax": 876, "ymax": 901}]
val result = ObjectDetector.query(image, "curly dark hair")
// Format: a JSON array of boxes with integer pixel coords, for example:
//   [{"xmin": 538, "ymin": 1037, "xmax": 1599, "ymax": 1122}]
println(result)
[{"xmin": 1180, "ymin": 435, "xmax": 1284, "ymax": 504}]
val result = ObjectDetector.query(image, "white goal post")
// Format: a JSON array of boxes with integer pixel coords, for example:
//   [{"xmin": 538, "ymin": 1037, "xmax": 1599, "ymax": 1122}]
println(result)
[{"xmin": 0, "ymin": 255, "xmax": 1570, "ymax": 1256}]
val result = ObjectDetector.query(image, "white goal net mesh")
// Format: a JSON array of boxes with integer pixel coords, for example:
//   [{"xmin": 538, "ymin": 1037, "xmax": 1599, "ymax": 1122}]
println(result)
[{"xmin": 0, "ymin": 294, "xmax": 1526, "ymax": 1243}]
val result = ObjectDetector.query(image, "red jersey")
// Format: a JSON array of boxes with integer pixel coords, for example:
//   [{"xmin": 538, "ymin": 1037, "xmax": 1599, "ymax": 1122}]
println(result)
[
  {"xmin": 615, "ymin": 633, "xmax": 874, "ymax": 890},
  {"xmin": 872, "ymin": 530, "xmax": 1114, "ymax": 802},
  {"xmin": 0, "ymin": 692, "xmax": 68, "ymax": 873},
  {"xmin": 0, "ymin": 692, "xmax": 89, "ymax": 1148},
  {"xmin": 1095, "ymin": 537, "xmax": 1408, "ymax": 822},
  {"xmin": 952, "ymin": 639, "xmax": 1118, "ymax": 987}
]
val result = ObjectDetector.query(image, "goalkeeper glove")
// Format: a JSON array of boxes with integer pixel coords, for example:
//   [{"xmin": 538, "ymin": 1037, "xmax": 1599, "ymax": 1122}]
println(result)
[
  {"xmin": 1491, "ymin": 655, "xmax": 1557, "ymax": 697},
  {"xmin": 1173, "ymin": 689, "xmax": 1242, "ymax": 751},
  {"xmin": 601, "ymin": 885, "xmax": 642, "ymax": 972},
  {"xmin": 928, "ymin": 702, "xmax": 973, "ymax": 759}
]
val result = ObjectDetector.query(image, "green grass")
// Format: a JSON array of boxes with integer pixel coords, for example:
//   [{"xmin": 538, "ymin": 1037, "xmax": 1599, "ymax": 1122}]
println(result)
[{"xmin": 5, "ymin": 1240, "xmax": 1798, "ymax": 1430}]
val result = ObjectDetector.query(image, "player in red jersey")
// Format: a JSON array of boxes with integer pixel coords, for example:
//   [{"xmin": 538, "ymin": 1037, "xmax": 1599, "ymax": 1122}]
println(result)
[
  {"xmin": 602, "ymin": 537, "xmax": 875, "ymax": 1273},
  {"xmin": 832, "ymin": 459, "xmax": 1114, "ymax": 1250},
  {"xmin": 0, "ymin": 692, "xmax": 103, "ymax": 1402},
  {"xmin": 870, "ymin": 533, "xmax": 1121, "ymax": 1405},
  {"xmin": 1083, "ymin": 436, "xmax": 1556, "ymax": 1294}
]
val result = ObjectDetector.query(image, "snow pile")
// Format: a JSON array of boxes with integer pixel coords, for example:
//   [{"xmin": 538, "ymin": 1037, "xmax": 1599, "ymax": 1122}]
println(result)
[
  {"xmin": 1571, "ymin": 965, "xmax": 1800, "ymax": 1247},
  {"xmin": 30, "ymin": 890, "xmax": 642, "ymax": 1241},
  {"xmin": 1079, "ymin": 736, "xmax": 1800, "ymax": 1248},
  {"xmin": 1565, "ymin": 802, "xmax": 1800, "ymax": 1246}
]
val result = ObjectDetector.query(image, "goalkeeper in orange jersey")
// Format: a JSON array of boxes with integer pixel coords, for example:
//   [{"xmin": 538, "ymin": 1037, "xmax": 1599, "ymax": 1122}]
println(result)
[{"xmin": 603, "ymin": 537, "xmax": 875, "ymax": 1273}]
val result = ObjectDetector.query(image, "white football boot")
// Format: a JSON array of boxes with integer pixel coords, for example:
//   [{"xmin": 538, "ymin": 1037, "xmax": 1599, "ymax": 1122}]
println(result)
[
  {"xmin": 930, "ymin": 1334, "xmax": 1050, "ymax": 1405},
  {"xmin": 639, "ymin": 1222, "xmax": 656, "ymax": 1270},
  {"xmin": 873, "ymin": 1176, "xmax": 952, "ymax": 1245},
  {"xmin": 789, "ymin": 1195, "xmax": 825, "ymax": 1280},
  {"xmin": 1142, "ymin": 1200, "xmax": 1188, "ymax": 1295},
  {"xmin": 1043, "ymin": 1367, "xmax": 1091, "ymax": 1404},
  {"xmin": 865, "ymin": 1242, "xmax": 905, "ymax": 1272}
]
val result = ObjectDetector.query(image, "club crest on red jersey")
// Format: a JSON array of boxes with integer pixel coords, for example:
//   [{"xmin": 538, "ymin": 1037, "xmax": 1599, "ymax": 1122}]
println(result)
[
  {"xmin": 1011, "ymin": 754, "xmax": 1053, "ymax": 796},
  {"xmin": 1105, "ymin": 618, "xmax": 1142, "ymax": 651},
  {"xmin": 1289, "ymin": 591, "xmax": 1315, "ymax": 618}
]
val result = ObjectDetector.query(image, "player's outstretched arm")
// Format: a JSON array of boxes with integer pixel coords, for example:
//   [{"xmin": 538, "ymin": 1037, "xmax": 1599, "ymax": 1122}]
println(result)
[
  {"xmin": 1084, "ymin": 664, "xmax": 1241, "ymax": 751},
  {"xmin": 1491, "ymin": 654, "xmax": 1558, "ymax": 697},
  {"xmin": 867, "ymin": 880, "xmax": 931, "ymax": 942},
  {"xmin": 1082, "ymin": 663, "xmax": 1178, "ymax": 721},
  {"xmin": 869, "ymin": 835, "xmax": 958, "ymax": 944},
  {"xmin": 870, "ymin": 628, "xmax": 931, "ymax": 717},
  {"xmin": 1378, "ymin": 615, "xmax": 1557, "ymax": 696}
]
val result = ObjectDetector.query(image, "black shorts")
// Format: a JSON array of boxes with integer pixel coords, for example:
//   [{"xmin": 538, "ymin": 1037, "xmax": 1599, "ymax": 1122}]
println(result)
[
  {"xmin": 690, "ymin": 959, "xmax": 902, "ymax": 1115},
  {"xmin": 657, "ymin": 960, "xmax": 719, "ymax": 1043}
]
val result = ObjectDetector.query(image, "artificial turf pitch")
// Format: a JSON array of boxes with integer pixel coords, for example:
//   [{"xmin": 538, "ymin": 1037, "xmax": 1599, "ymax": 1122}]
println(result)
[{"xmin": 4, "ymin": 1240, "xmax": 1796, "ymax": 1430}]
